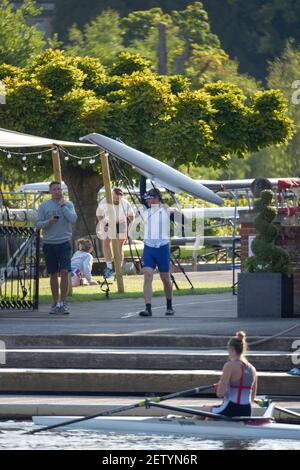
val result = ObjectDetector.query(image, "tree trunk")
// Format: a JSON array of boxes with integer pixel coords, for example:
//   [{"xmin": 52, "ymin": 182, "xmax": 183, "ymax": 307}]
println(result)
[
  {"xmin": 173, "ymin": 36, "xmax": 191, "ymax": 75},
  {"xmin": 157, "ymin": 23, "xmax": 168, "ymax": 75},
  {"xmin": 63, "ymin": 164, "xmax": 103, "ymax": 243}
]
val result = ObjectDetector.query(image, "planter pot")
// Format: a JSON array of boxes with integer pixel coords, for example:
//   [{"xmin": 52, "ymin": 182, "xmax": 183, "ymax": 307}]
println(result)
[{"xmin": 238, "ymin": 273, "xmax": 294, "ymax": 318}]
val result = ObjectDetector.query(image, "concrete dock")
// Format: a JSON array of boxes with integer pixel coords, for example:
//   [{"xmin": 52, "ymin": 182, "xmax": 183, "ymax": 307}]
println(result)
[{"xmin": 0, "ymin": 272, "xmax": 299, "ymax": 418}]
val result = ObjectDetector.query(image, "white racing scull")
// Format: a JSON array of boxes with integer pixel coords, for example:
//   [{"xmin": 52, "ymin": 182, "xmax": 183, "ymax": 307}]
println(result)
[{"xmin": 32, "ymin": 409, "xmax": 300, "ymax": 440}]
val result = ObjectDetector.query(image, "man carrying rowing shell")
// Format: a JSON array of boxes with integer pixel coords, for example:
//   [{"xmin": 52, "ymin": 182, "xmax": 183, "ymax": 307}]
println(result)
[
  {"xmin": 212, "ymin": 331, "xmax": 257, "ymax": 417},
  {"xmin": 138, "ymin": 177, "xmax": 184, "ymax": 317},
  {"xmin": 138, "ymin": 185, "xmax": 174, "ymax": 317}
]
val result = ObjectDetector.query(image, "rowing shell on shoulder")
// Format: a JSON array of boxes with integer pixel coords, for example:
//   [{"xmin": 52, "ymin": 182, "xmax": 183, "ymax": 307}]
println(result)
[{"xmin": 81, "ymin": 133, "xmax": 223, "ymax": 205}]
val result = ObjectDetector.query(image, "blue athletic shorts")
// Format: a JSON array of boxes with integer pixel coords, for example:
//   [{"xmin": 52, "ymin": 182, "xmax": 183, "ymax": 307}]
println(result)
[
  {"xmin": 43, "ymin": 241, "xmax": 72, "ymax": 275},
  {"xmin": 142, "ymin": 244, "xmax": 170, "ymax": 273}
]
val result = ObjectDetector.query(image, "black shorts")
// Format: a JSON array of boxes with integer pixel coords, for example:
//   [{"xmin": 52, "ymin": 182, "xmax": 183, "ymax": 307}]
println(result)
[
  {"xmin": 213, "ymin": 401, "xmax": 252, "ymax": 418},
  {"xmin": 43, "ymin": 241, "xmax": 71, "ymax": 275}
]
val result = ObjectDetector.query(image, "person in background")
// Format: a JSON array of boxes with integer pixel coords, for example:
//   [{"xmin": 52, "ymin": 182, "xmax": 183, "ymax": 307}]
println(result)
[
  {"xmin": 138, "ymin": 176, "xmax": 176, "ymax": 317},
  {"xmin": 37, "ymin": 181, "xmax": 77, "ymax": 315},
  {"xmin": 71, "ymin": 239, "xmax": 98, "ymax": 287},
  {"xmin": 212, "ymin": 331, "xmax": 257, "ymax": 417},
  {"xmin": 96, "ymin": 187, "xmax": 135, "ymax": 278}
]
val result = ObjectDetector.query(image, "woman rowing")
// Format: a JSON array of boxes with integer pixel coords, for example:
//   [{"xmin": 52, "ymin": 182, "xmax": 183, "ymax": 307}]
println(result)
[{"xmin": 212, "ymin": 331, "xmax": 257, "ymax": 417}]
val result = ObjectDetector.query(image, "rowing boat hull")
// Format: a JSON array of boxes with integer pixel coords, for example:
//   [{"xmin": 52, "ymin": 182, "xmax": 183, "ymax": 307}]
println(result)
[
  {"xmin": 32, "ymin": 416, "xmax": 300, "ymax": 440},
  {"xmin": 81, "ymin": 133, "xmax": 223, "ymax": 205}
]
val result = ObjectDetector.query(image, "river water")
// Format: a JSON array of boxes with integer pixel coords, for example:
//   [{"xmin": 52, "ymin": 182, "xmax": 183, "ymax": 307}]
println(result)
[{"xmin": 0, "ymin": 421, "xmax": 300, "ymax": 450}]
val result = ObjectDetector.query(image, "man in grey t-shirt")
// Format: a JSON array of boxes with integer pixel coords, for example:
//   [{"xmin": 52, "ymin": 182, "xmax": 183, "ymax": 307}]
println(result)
[{"xmin": 37, "ymin": 181, "xmax": 77, "ymax": 314}]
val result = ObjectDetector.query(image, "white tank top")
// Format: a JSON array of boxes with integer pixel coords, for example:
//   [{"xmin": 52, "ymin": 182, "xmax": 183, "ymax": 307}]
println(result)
[
  {"xmin": 143, "ymin": 206, "xmax": 170, "ymax": 248},
  {"xmin": 226, "ymin": 361, "xmax": 254, "ymax": 405}
]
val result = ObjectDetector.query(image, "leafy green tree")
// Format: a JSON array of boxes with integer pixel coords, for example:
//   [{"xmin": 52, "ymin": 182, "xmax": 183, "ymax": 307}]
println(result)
[
  {"xmin": 0, "ymin": 0, "xmax": 45, "ymax": 67},
  {"xmin": 240, "ymin": 43, "xmax": 300, "ymax": 180},
  {"xmin": 121, "ymin": 3, "xmax": 222, "ymax": 77},
  {"xmin": 65, "ymin": 2, "xmax": 256, "ymax": 92},
  {"xmin": 267, "ymin": 42, "xmax": 300, "ymax": 176},
  {"xmin": 109, "ymin": 52, "xmax": 152, "ymax": 76},
  {"xmin": 66, "ymin": 10, "xmax": 124, "ymax": 66},
  {"xmin": 202, "ymin": 0, "xmax": 300, "ymax": 80},
  {"xmin": 121, "ymin": 8, "xmax": 168, "ymax": 44},
  {"xmin": 121, "ymin": 8, "xmax": 175, "ymax": 74},
  {"xmin": 0, "ymin": 50, "xmax": 294, "ymax": 238},
  {"xmin": 152, "ymin": 82, "xmax": 294, "ymax": 171},
  {"xmin": 53, "ymin": 0, "xmax": 300, "ymax": 80},
  {"xmin": 55, "ymin": 0, "xmax": 192, "ymax": 40},
  {"xmin": 171, "ymin": 2, "xmax": 220, "ymax": 74}
]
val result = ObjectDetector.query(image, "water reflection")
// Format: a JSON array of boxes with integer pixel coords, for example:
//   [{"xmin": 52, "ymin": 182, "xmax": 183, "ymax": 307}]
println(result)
[{"xmin": 0, "ymin": 421, "xmax": 300, "ymax": 450}]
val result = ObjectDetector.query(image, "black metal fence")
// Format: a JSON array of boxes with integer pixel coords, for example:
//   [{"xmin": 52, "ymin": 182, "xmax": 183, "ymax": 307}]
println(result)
[{"xmin": 0, "ymin": 226, "xmax": 40, "ymax": 310}]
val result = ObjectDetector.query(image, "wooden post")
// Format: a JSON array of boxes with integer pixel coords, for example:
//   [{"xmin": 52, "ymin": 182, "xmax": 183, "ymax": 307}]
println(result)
[
  {"xmin": 100, "ymin": 151, "xmax": 124, "ymax": 293},
  {"xmin": 51, "ymin": 147, "xmax": 73, "ymax": 296},
  {"xmin": 52, "ymin": 147, "xmax": 62, "ymax": 181}
]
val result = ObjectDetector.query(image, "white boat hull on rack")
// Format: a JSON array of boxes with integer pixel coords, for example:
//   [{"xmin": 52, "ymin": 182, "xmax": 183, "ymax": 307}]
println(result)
[
  {"xmin": 81, "ymin": 133, "xmax": 223, "ymax": 205},
  {"xmin": 32, "ymin": 415, "xmax": 300, "ymax": 440}
]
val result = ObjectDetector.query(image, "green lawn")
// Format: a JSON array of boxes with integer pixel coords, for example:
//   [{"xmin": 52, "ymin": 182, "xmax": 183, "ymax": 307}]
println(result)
[
  {"xmin": 38, "ymin": 276, "xmax": 231, "ymax": 304},
  {"xmin": 123, "ymin": 246, "xmax": 220, "ymax": 260}
]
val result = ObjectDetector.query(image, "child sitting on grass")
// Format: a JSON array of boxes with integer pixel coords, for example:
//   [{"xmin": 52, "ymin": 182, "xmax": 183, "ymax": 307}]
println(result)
[{"xmin": 71, "ymin": 239, "xmax": 98, "ymax": 287}]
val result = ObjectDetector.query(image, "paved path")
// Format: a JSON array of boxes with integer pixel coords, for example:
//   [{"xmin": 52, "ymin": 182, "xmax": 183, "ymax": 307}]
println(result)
[{"xmin": 0, "ymin": 292, "xmax": 299, "ymax": 337}]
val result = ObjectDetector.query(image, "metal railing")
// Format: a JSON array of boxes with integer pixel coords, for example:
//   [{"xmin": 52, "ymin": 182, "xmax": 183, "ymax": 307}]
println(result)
[{"xmin": 0, "ymin": 226, "xmax": 40, "ymax": 310}]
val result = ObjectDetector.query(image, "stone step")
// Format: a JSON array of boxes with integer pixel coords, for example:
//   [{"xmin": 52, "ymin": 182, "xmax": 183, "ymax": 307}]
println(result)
[
  {"xmin": 0, "ymin": 348, "xmax": 296, "ymax": 371},
  {"xmin": 0, "ymin": 396, "xmax": 249, "ymax": 419},
  {"xmin": 0, "ymin": 334, "xmax": 298, "ymax": 351},
  {"xmin": 1, "ymin": 395, "xmax": 300, "ymax": 424},
  {"xmin": 0, "ymin": 369, "xmax": 298, "ymax": 395}
]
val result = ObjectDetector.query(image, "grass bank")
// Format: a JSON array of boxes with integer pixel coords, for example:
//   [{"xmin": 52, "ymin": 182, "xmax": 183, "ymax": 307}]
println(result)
[{"xmin": 38, "ymin": 276, "xmax": 231, "ymax": 304}]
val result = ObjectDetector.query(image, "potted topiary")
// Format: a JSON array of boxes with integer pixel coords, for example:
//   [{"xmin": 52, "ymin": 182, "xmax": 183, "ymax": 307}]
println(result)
[{"xmin": 238, "ymin": 189, "xmax": 293, "ymax": 318}]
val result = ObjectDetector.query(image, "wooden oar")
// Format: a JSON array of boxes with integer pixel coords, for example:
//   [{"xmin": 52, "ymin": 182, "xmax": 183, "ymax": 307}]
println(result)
[{"xmin": 27, "ymin": 384, "xmax": 214, "ymax": 434}]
